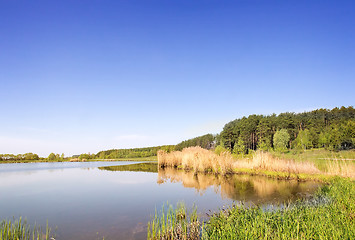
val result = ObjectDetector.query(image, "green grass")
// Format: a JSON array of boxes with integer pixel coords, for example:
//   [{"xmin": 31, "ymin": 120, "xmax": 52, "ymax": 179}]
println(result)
[
  {"xmin": 148, "ymin": 178, "xmax": 354, "ymax": 240},
  {"xmin": 270, "ymin": 148, "xmax": 355, "ymax": 171},
  {"xmin": 0, "ymin": 217, "xmax": 53, "ymax": 240},
  {"xmin": 147, "ymin": 202, "xmax": 203, "ymax": 240}
]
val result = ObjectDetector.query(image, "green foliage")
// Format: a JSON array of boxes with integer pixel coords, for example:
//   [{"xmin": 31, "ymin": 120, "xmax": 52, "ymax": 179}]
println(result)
[
  {"xmin": 78, "ymin": 153, "xmax": 96, "ymax": 160},
  {"xmin": 175, "ymin": 134, "xmax": 216, "ymax": 151},
  {"xmin": 220, "ymin": 106, "xmax": 355, "ymax": 153},
  {"xmin": 214, "ymin": 145, "xmax": 228, "ymax": 155},
  {"xmin": 294, "ymin": 129, "xmax": 312, "ymax": 150},
  {"xmin": 96, "ymin": 145, "xmax": 175, "ymax": 159},
  {"xmin": 47, "ymin": 153, "xmax": 57, "ymax": 161},
  {"xmin": 273, "ymin": 129, "xmax": 290, "ymax": 152},
  {"xmin": 233, "ymin": 138, "xmax": 246, "ymax": 155},
  {"xmin": 0, "ymin": 153, "xmax": 39, "ymax": 162}
]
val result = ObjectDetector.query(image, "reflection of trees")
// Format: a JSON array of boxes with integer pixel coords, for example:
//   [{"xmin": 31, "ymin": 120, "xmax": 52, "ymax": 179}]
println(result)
[{"xmin": 157, "ymin": 169, "xmax": 321, "ymax": 203}]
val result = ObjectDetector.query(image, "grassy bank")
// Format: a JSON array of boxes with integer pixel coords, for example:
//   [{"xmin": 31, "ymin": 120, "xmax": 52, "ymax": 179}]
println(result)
[
  {"xmin": 0, "ymin": 218, "xmax": 53, "ymax": 240},
  {"xmin": 148, "ymin": 177, "xmax": 354, "ymax": 240}
]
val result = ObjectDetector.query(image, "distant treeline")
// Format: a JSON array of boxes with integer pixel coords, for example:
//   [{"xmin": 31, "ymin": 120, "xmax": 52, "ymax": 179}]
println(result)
[
  {"xmin": 220, "ymin": 106, "xmax": 354, "ymax": 153},
  {"xmin": 0, "ymin": 153, "xmax": 40, "ymax": 161},
  {"xmin": 94, "ymin": 145, "xmax": 175, "ymax": 159},
  {"xmin": 0, "ymin": 152, "xmax": 66, "ymax": 162},
  {"xmin": 175, "ymin": 134, "xmax": 216, "ymax": 151}
]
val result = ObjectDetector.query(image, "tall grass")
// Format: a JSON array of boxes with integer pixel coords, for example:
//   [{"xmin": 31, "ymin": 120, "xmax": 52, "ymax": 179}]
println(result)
[
  {"xmin": 158, "ymin": 147, "xmax": 354, "ymax": 179},
  {"xmin": 158, "ymin": 147, "xmax": 233, "ymax": 175},
  {"xmin": 147, "ymin": 203, "xmax": 203, "ymax": 240},
  {"xmin": 0, "ymin": 217, "xmax": 53, "ymax": 240}
]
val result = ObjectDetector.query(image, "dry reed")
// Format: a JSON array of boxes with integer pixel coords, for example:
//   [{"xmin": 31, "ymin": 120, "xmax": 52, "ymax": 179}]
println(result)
[
  {"xmin": 234, "ymin": 151, "xmax": 321, "ymax": 175},
  {"xmin": 158, "ymin": 147, "xmax": 354, "ymax": 179},
  {"xmin": 158, "ymin": 147, "xmax": 234, "ymax": 175}
]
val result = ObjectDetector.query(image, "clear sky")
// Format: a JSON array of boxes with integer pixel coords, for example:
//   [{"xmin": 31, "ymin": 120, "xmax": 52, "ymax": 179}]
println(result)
[{"xmin": 1, "ymin": 0, "xmax": 354, "ymax": 157}]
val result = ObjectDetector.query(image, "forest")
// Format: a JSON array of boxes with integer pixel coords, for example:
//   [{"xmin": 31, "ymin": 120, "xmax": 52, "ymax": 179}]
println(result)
[{"xmin": 219, "ymin": 106, "xmax": 354, "ymax": 153}]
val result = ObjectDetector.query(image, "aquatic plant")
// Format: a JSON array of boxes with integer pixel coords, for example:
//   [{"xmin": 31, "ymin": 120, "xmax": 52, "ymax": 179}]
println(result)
[
  {"xmin": 147, "ymin": 202, "xmax": 203, "ymax": 240},
  {"xmin": 0, "ymin": 217, "xmax": 53, "ymax": 240}
]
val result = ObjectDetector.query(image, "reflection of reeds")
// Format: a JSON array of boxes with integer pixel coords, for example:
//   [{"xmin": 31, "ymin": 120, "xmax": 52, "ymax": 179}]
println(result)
[{"xmin": 157, "ymin": 168, "xmax": 318, "ymax": 201}]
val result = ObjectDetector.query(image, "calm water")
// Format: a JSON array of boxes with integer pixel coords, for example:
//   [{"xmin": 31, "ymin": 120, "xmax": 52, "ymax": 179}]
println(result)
[{"xmin": 0, "ymin": 162, "xmax": 322, "ymax": 240}]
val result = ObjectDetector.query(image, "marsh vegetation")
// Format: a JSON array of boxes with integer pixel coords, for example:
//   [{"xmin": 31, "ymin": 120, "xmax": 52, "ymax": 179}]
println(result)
[
  {"xmin": 158, "ymin": 147, "xmax": 354, "ymax": 180},
  {"xmin": 0, "ymin": 217, "xmax": 53, "ymax": 240}
]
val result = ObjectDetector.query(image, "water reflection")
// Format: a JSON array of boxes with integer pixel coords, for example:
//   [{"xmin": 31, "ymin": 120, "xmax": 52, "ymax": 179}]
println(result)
[
  {"xmin": 0, "ymin": 162, "xmax": 323, "ymax": 240},
  {"xmin": 99, "ymin": 163, "xmax": 322, "ymax": 205},
  {"xmin": 157, "ymin": 168, "xmax": 321, "ymax": 204}
]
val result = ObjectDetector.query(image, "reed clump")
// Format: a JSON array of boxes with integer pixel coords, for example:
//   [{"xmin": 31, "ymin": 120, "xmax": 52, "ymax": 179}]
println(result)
[
  {"xmin": 0, "ymin": 217, "xmax": 53, "ymax": 240},
  {"xmin": 158, "ymin": 147, "xmax": 234, "ymax": 175},
  {"xmin": 147, "ymin": 203, "xmax": 203, "ymax": 240}
]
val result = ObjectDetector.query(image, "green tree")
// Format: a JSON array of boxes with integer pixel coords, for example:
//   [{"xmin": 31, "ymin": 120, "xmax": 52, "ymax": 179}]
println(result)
[
  {"xmin": 294, "ymin": 129, "xmax": 312, "ymax": 150},
  {"xmin": 215, "ymin": 145, "xmax": 227, "ymax": 155},
  {"xmin": 273, "ymin": 129, "xmax": 290, "ymax": 152},
  {"xmin": 48, "ymin": 153, "xmax": 56, "ymax": 160},
  {"xmin": 233, "ymin": 138, "xmax": 246, "ymax": 155}
]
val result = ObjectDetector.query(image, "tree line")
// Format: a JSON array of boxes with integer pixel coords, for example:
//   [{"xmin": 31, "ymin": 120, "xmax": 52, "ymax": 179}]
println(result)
[
  {"xmin": 219, "ymin": 106, "xmax": 354, "ymax": 153},
  {"xmin": 94, "ymin": 145, "xmax": 175, "ymax": 159}
]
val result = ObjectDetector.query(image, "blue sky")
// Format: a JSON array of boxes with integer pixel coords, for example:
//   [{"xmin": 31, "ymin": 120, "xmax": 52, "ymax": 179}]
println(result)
[{"xmin": 1, "ymin": 0, "xmax": 354, "ymax": 157}]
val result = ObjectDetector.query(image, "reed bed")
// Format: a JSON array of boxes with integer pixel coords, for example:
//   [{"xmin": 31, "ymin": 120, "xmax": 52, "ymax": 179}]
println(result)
[
  {"xmin": 0, "ymin": 217, "xmax": 52, "ymax": 240},
  {"xmin": 158, "ymin": 147, "xmax": 354, "ymax": 179}
]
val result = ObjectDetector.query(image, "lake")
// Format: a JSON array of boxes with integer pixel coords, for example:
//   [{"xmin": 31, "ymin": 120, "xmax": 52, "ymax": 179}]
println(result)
[{"xmin": 0, "ymin": 161, "xmax": 322, "ymax": 240}]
